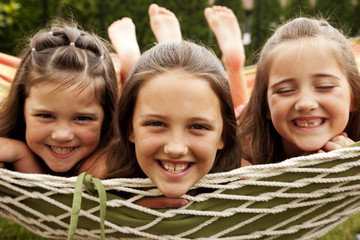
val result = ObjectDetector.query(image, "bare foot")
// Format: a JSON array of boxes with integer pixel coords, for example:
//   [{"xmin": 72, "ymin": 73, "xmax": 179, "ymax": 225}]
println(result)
[
  {"xmin": 204, "ymin": 6, "xmax": 248, "ymax": 107},
  {"xmin": 108, "ymin": 17, "xmax": 140, "ymax": 85},
  {"xmin": 148, "ymin": 3, "xmax": 182, "ymax": 43}
]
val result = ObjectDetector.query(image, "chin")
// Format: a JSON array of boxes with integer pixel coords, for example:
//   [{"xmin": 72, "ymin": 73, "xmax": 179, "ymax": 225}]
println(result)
[
  {"xmin": 300, "ymin": 143, "xmax": 326, "ymax": 152},
  {"xmin": 48, "ymin": 165, "xmax": 73, "ymax": 173},
  {"xmin": 160, "ymin": 187, "xmax": 188, "ymax": 198}
]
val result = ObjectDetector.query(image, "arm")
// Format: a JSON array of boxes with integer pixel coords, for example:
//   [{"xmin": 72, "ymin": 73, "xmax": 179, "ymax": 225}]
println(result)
[
  {"xmin": 135, "ymin": 196, "xmax": 188, "ymax": 209},
  {"xmin": 77, "ymin": 149, "xmax": 108, "ymax": 179},
  {"xmin": 0, "ymin": 137, "xmax": 44, "ymax": 173}
]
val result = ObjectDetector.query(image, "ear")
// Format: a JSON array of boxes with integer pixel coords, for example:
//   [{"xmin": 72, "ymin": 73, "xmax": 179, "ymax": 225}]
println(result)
[
  {"xmin": 129, "ymin": 131, "xmax": 135, "ymax": 143},
  {"xmin": 217, "ymin": 138, "xmax": 225, "ymax": 150}
]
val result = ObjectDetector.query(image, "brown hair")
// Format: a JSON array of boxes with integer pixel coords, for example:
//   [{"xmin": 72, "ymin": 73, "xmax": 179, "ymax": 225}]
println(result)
[
  {"xmin": 238, "ymin": 17, "xmax": 360, "ymax": 165},
  {"xmin": 107, "ymin": 41, "xmax": 241, "ymax": 178},
  {"xmin": 0, "ymin": 20, "xmax": 118, "ymax": 167}
]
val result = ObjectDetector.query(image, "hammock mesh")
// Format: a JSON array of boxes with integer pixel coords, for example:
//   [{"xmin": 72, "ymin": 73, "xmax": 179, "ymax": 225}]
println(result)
[
  {"xmin": 1, "ymin": 39, "xmax": 360, "ymax": 239},
  {"xmin": 1, "ymin": 144, "xmax": 360, "ymax": 239}
]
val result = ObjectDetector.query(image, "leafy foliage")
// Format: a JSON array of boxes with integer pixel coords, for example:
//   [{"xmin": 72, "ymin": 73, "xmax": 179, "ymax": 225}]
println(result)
[{"xmin": 1, "ymin": 0, "xmax": 360, "ymax": 64}]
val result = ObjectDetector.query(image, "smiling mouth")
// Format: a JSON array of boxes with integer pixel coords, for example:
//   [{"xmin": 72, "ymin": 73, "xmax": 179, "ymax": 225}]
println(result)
[
  {"xmin": 159, "ymin": 161, "xmax": 192, "ymax": 174},
  {"xmin": 293, "ymin": 119, "xmax": 324, "ymax": 128},
  {"xmin": 50, "ymin": 146, "xmax": 75, "ymax": 155}
]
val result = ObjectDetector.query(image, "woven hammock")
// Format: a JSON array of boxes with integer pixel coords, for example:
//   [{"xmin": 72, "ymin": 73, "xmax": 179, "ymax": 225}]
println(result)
[
  {"xmin": 1, "ymin": 39, "xmax": 360, "ymax": 239},
  {"xmin": 1, "ymin": 144, "xmax": 360, "ymax": 239}
]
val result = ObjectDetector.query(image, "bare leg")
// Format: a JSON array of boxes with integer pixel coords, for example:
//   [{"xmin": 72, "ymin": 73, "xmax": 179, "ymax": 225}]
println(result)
[
  {"xmin": 108, "ymin": 17, "xmax": 140, "ymax": 86},
  {"xmin": 204, "ymin": 6, "xmax": 248, "ymax": 108},
  {"xmin": 149, "ymin": 3, "xmax": 182, "ymax": 43}
]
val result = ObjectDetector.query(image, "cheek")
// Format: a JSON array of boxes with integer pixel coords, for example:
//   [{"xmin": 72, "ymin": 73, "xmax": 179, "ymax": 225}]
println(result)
[
  {"xmin": 134, "ymin": 134, "xmax": 163, "ymax": 157},
  {"xmin": 25, "ymin": 122, "xmax": 46, "ymax": 143},
  {"xmin": 191, "ymin": 138, "xmax": 218, "ymax": 164},
  {"xmin": 77, "ymin": 125, "xmax": 102, "ymax": 147}
]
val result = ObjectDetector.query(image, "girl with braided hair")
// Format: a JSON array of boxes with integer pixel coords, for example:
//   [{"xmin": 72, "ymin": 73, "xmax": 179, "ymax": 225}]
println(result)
[{"xmin": 0, "ymin": 20, "xmax": 118, "ymax": 178}]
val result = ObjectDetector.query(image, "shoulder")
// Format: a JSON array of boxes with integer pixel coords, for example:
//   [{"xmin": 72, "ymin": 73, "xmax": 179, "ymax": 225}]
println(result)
[{"xmin": 77, "ymin": 150, "xmax": 108, "ymax": 179}]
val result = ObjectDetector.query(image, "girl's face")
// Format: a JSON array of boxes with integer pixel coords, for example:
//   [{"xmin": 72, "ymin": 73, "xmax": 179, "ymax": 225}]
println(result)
[
  {"xmin": 24, "ymin": 83, "xmax": 104, "ymax": 172},
  {"xmin": 267, "ymin": 40, "xmax": 353, "ymax": 157},
  {"xmin": 129, "ymin": 70, "xmax": 224, "ymax": 198}
]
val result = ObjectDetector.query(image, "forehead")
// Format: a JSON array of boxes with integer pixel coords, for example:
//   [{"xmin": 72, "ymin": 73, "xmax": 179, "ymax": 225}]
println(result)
[
  {"xmin": 267, "ymin": 38, "xmax": 344, "ymax": 77},
  {"xmin": 142, "ymin": 70, "xmax": 214, "ymax": 93},
  {"xmin": 269, "ymin": 37, "xmax": 339, "ymax": 63},
  {"xmin": 137, "ymin": 70, "xmax": 221, "ymax": 110},
  {"xmin": 27, "ymin": 81, "xmax": 100, "ymax": 106}
]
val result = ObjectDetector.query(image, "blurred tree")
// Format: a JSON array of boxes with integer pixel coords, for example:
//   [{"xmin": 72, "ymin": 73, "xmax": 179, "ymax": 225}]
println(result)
[
  {"xmin": 283, "ymin": 0, "xmax": 313, "ymax": 19},
  {"xmin": 0, "ymin": 1, "xmax": 21, "ymax": 30},
  {"xmin": 1, "ymin": 0, "xmax": 359, "ymax": 63},
  {"xmin": 314, "ymin": 0, "xmax": 354, "ymax": 35},
  {"xmin": 248, "ymin": 0, "xmax": 283, "ymax": 63},
  {"xmin": 0, "ymin": 0, "xmax": 59, "ymax": 55},
  {"xmin": 352, "ymin": 1, "xmax": 360, "ymax": 36}
]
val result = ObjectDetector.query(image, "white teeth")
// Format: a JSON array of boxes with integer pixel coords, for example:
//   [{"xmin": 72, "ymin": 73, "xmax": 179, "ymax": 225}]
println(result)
[
  {"xmin": 163, "ymin": 162, "xmax": 188, "ymax": 173},
  {"xmin": 294, "ymin": 119, "xmax": 322, "ymax": 127},
  {"xmin": 50, "ymin": 146, "xmax": 74, "ymax": 155}
]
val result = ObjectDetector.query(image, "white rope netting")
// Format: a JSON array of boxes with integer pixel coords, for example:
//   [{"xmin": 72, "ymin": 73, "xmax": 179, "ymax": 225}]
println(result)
[{"xmin": 1, "ymin": 145, "xmax": 360, "ymax": 239}]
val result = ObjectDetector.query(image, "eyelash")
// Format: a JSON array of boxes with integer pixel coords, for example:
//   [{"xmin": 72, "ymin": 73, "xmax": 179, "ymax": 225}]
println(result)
[
  {"xmin": 190, "ymin": 124, "xmax": 209, "ymax": 130},
  {"xmin": 316, "ymin": 85, "xmax": 334, "ymax": 90},
  {"xmin": 145, "ymin": 122, "xmax": 210, "ymax": 130},
  {"xmin": 36, "ymin": 113, "xmax": 54, "ymax": 119},
  {"xmin": 75, "ymin": 116, "xmax": 92, "ymax": 121},
  {"xmin": 275, "ymin": 85, "xmax": 334, "ymax": 95},
  {"xmin": 276, "ymin": 88, "xmax": 295, "ymax": 95},
  {"xmin": 146, "ymin": 121, "xmax": 164, "ymax": 127},
  {"xmin": 35, "ymin": 114, "xmax": 92, "ymax": 121}
]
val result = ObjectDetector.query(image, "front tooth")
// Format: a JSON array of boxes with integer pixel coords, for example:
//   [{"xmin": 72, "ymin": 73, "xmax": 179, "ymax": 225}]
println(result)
[
  {"xmin": 163, "ymin": 162, "xmax": 188, "ymax": 173},
  {"xmin": 295, "ymin": 119, "xmax": 321, "ymax": 127},
  {"xmin": 175, "ymin": 165, "xmax": 186, "ymax": 171},
  {"xmin": 51, "ymin": 146, "xmax": 73, "ymax": 154}
]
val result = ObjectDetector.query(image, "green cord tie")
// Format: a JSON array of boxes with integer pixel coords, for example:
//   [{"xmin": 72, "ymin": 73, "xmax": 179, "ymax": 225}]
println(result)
[{"xmin": 67, "ymin": 172, "xmax": 107, "ymax": 240}]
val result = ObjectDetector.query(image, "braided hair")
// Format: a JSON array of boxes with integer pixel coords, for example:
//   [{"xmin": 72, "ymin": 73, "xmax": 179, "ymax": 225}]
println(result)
[{"xmin": 0, "ymin": 19, "xmax": 118, "ymax": 154}]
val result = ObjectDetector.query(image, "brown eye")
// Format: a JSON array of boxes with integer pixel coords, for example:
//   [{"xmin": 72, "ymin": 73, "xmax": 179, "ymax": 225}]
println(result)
[
  {"xmin": 75, "ymin": 116, "xmax": 92, "ymax": 121},
  {"xmin": 37, "ymin": 113, "xmax": 54, "ymax": 119},
  {"xmin": 147, "ymin": 121, "xmax": 164, "ymax": 127},
  {"xmin": 191, "ymin": 124, "xmax": 209, "ymax": 130}
]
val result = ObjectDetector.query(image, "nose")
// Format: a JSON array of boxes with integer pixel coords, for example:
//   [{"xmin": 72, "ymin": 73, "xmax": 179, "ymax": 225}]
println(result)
[
  {"xmin": 164, "ymin": 131, "xmax": 188, "ymax": 158},
  {"xmin": 51, "ymin": 124, "xmax": 74, "ymax": 142},
  {"xmin": 294, "ymin": 91, "xmax": 318, "ymax": 112}
]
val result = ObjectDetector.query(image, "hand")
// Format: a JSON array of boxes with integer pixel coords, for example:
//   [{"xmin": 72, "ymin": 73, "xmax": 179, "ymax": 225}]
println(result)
[
  {"xmin": 135, "ymin": 196, "xmax": 189, "ymax": 209},
  {"xmin": 318, "ymin": 132, "xmax": 354, "ymax": 153},
  {"xmin": 0, "ymin": 138, "xmax": 26, "ymax": 162},
  {"xmin": 0, "ymin": 137, "xmax": 44, "ymax": 173}
]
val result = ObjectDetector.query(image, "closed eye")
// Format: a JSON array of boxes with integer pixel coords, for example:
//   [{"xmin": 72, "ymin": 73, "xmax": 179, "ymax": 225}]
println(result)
[
  {"xmin": 276, "ymin": 88, "xmax": 295, "ymax": 95},
  {"xmin": 316, "ymin": 85, "xmax": 334, "ymax": 91}
]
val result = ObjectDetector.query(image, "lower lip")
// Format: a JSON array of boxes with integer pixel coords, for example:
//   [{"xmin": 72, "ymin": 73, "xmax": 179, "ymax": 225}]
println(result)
[
  {"xmin": 158, "ymin": 162, "xmax": 193, "ymax": 180},
  {"xmin": 48, "ymin": 146, "xmax": 77, "ymax": 159}
]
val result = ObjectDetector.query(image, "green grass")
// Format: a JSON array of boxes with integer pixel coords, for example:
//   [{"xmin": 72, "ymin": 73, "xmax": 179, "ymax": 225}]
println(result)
[
  {"xmin": 1, "ymin": 213, "xmax": 360, "ymax": 239},
  {"xmin": 0, "ymin": 217, "xmax": 52, "ymax": 240},
  {"xmin": 317, "ymin": 213, "xmax": 360, "ymax": 240}
]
